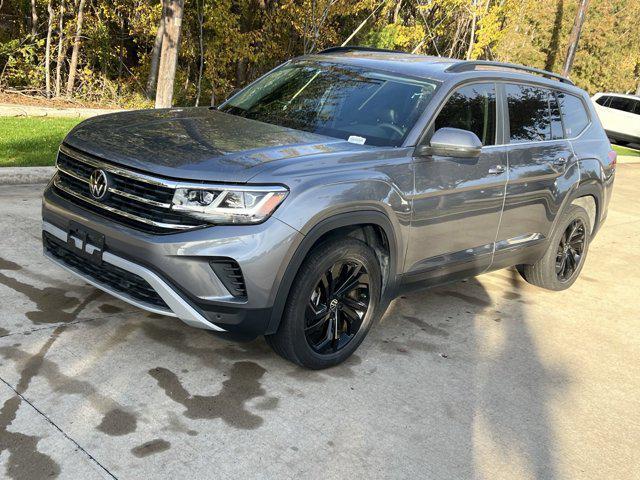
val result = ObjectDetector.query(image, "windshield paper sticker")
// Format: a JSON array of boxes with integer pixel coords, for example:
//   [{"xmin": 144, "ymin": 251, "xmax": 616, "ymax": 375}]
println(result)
[{"xmin": 348, "ymin": 135, "xmax": 366, "ymax": 145}]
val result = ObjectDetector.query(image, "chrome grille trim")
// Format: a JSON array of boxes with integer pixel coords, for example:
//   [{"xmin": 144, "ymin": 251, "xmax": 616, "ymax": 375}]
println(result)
[
  {"xmin": 59, "ymin": 144, "xmax": 175, "ymax": 188},
  {"xmin": 56, "ymin": 166, "xmax": 171, "ymax": 208},
  {"xmin": 53, "ymin": 176, "xmax": 195, "ymax": 230},
  {"xmin": 108, "ymin": 187, "xmax": 171, "ymax": 208}
]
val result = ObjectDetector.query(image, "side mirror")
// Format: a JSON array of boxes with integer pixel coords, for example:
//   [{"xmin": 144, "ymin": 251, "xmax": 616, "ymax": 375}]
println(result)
[{"xmin": 425, "ymin": 127, "xmax": 483, "ymax": 159}]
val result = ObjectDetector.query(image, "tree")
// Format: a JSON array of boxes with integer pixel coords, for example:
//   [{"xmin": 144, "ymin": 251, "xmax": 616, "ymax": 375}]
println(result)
[
  {"xmin": 44, "ymin": 0, "xmax": 54, "ymax": 98},
  {"xmin": 146, "ymin": 0, "xmax": 166, "ymax": 99},
  {"xmin": 31, "ymin": 0, "xmax": 38, "ymax": 36},
  {"xmin": 194, "ymin": 0, "xmax": 204, "ymax": 106},
  {"xmin": 155, "ymin": 0, "xmax": 184, "ymax": 108},
  {"xmin": 54, "ymin": 0, "xmax": 65, "ymax": 97},
  {"xmin": 562, "ymin": 0, "xmax": 590, "ymax": 76},
  {"xmin": 65, "ymin": 0, "xmax": 85, "ymax": 96}
]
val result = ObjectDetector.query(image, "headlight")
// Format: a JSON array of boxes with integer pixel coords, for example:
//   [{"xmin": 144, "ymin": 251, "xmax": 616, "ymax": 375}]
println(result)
[{"xmin": 171, "ymin": 185, "xmax": 288, "ymax": 224}]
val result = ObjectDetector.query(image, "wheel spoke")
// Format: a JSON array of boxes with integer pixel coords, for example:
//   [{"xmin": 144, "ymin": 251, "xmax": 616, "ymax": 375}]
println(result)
[
  {"xmin": 341, "ymin": 306, "xmax": 363, "ymax": 334},
  {"xmin": 334, "ymin": 264, "xmax": 363, "ymax": 297},
  {"xmin": 304, "ymin": 312, "xmax": 329, "ymax": 332},
  {"xmin": 342, "ymin": 297, "xmax": 367, "ymax": 312},
  {"xmin": 556, "ymin": 253, "xmax": 567, "ymax": 275}
]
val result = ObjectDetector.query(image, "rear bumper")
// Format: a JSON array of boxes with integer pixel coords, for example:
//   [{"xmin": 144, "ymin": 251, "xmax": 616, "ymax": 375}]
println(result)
[{"xmin": 42, "ymin": 184, "xmax": 304, "ymax": 335}]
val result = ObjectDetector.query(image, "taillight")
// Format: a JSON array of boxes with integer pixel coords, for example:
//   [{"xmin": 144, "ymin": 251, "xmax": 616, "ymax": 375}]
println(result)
[{"xmin": 608, "ymin": 149, "xmax": 617, "ymax": 168}]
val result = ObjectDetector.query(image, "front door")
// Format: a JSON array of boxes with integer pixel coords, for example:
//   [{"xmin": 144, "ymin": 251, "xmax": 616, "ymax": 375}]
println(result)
[{"xmin": 404, "ymin": 82, "xmax": 507, "ymax": 285}]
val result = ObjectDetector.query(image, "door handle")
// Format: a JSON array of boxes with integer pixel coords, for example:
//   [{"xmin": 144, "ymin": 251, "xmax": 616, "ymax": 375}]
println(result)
[
  {"xmin": 488, "ymin": 165, "xmax": 505, "ymax": 175},
  {"xmin": 552, "ymin": 156, "xmax": 568, "ymax": 167}
]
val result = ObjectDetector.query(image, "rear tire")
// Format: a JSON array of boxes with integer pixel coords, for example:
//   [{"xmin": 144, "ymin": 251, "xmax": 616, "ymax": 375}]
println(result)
[
  {"xmin": 266, "ymin": 237, "xmax": 382, "ymax": 369},
  {"xmin": 518, "ymin": 204, "xmax": 591, "ymax": 291}
]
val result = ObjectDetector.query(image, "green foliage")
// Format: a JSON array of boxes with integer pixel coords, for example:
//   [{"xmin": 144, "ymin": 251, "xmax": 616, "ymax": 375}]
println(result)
[
  {"xmin": 0, "ymin": 0, "xmax": 638, "ymax": 105},
  {"xmin": 365, "ymin": 23, "xmax": 425, "ymax": 51},
  {"xmin": 0, "ymin": 36, "xmax": 44, "ymax": 89},
  {"xmin": 0, "ymin": 117, "xmax": 83, "ymax": 167}
]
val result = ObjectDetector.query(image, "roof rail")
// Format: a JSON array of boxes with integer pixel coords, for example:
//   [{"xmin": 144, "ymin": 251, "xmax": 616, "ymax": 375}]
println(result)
[
  {"xmin": 318, "ymin": 46, "xmax": 405, "ymax": 55},
  {"xmin": 445, "ymin": 60, "xmax": 574, "ymax": 85}
]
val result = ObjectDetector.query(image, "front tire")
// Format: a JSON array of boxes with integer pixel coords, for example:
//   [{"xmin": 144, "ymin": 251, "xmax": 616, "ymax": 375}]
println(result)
[
  {"xmin": 518, "ymin": 204, "xmax": 591, "ymax": 290},
  {"xmin": 266, "ymin": 237, "xmax": 382, "ymax": 369}
]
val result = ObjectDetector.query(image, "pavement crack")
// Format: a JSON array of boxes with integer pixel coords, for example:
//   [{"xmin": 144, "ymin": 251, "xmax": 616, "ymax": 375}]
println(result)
[
  {"xmin": 0, "ymin": 314, "xmax": 124, "ymax": 339},
  {"xmin": 0, "ymin": 374, "xmax": 119, "ymax": 480}
]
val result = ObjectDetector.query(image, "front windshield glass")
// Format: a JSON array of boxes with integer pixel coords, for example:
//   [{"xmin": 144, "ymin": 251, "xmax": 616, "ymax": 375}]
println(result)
[{"xmin": 219, "ymin": 62, "xmax": 439, "ymax": 147}]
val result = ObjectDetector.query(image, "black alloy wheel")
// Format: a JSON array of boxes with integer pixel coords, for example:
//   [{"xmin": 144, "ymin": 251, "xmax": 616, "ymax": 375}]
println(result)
[
  {"xmin": 305, "ymin": 260, "xmax": 370, "ymax": 355},
  {"xmin": 555, "ymin": 219, "xmax": 586, "ymax": 282}
]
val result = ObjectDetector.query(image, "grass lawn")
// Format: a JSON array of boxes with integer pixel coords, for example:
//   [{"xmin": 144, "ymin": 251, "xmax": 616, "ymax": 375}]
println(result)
[
  {"xmin": 612, "ymin": 144, "xmax": 640, "ymax": 157},
  {"xmin": 0, "ymin": 117, "xmax": 83, "ymax": 167}
]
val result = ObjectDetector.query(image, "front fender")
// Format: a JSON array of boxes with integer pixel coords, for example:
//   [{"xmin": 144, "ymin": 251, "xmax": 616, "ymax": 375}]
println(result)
[{"xmin": 265, "ymin": 207, "xmax": 403, "ymax": 335}]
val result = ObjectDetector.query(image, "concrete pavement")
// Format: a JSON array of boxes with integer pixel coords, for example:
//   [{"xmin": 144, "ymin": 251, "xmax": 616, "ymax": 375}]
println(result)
[{"xmin": 0, "ymin": 167, "xmax": 639, "ymax": 479}]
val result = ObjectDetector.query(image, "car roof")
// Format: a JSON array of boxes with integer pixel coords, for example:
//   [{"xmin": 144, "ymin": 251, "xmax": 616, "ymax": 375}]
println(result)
[{"xmin": 300, "ymin": 47, "xmax": 580, "ymax": 93}]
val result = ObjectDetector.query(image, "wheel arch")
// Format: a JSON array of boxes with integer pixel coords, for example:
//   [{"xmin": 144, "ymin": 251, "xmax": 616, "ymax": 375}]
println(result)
[
  {"xmin": 549, "ymin": 158, "xmax": 605, "ymax": 241},
  {"xmin": 265, "ymin": 211, "xmax": 399, "ymax": 335}
]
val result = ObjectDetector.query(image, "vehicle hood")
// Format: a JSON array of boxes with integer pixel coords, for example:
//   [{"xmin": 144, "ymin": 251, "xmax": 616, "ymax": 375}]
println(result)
[{"xmin": 63, "ymin": 107, "xmax": 366, "ymax": 183}]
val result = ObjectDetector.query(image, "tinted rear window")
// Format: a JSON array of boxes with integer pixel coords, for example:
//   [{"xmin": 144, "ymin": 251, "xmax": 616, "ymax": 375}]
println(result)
[
  {"xmin": 506, "ymin": 84, "xmax": 554, "ymax": 142},
  {"xmin": 557, "ymin": 92, "xmax": 590, "ymax": 137},
  {"xmin": 595, "ymin": 95, "xmax": 610, "ymax": 106}
]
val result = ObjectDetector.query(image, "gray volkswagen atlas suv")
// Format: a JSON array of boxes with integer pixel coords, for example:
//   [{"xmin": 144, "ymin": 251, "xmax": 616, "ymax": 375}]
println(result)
[{"xmin": 42, "ymin": 47, "xmax": 616, "ymax": 368}]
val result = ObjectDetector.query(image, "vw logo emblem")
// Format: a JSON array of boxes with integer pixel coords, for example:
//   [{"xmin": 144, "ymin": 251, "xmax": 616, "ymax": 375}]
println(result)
[{"xmin": 89, "ymin": 169, "xmax": 109, "ymax": 200}]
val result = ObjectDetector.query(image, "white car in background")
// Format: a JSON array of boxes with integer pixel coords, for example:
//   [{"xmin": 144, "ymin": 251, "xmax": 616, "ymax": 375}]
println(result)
[{"xmin": 592, "ymin": 92, "xmax": 640, "ymax": 146}]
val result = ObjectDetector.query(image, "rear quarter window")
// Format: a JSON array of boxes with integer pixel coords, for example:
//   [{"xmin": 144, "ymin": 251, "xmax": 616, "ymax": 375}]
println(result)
[{"xmin": 557, "ymin": 92, "xmax": 590, "ymax": 138}]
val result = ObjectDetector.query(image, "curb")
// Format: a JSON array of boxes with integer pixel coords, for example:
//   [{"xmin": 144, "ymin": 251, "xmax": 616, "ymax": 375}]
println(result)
[
  {"xmin": 0, "ymin": 103, "xmax": 125, "ymax": 118},
  {"xmin": 0, "ymin": 167, "xmax": 55, "ymax": 185}
]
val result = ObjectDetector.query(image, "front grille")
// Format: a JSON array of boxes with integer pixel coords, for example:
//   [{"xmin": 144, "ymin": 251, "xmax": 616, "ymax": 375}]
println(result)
[
  {"xmin": 53, "ymin": 145, "xmax": 208, "ymax": 233},
  {"xmin": 44, "ymin": 232, "xmax": 169, "ymax": 309},
  {"xmin": 57, "ymin": 150, "xmax": 175, "ymax": 205}
]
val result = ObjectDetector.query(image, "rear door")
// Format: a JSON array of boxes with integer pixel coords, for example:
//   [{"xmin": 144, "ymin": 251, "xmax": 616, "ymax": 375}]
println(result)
[
  {"xmin": 494, "ymin": 84, "xmax": 576, "ymax": 259},
  {"xmin": 405, "ymin": 82, "xmax": 508, "ymax": 283}
]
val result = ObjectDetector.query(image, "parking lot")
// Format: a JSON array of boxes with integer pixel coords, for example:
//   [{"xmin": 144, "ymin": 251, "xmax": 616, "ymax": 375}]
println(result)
[{"xmin": 0, "ymin": 165, "xmax": 639, "ymax": 480}]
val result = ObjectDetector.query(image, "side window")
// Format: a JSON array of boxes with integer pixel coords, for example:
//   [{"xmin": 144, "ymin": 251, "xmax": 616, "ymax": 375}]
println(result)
[
  {"xmin": 549, "ymin": 92, "xmax": 564, "ymax": 140},
  {"xmin": 506, "ymin": 84, "xmax": 553, "ymax": 142},
  {"xmin": 557, "ymin": 92, "xmax": 590, "ymax": 137},
  {"xmin": 595, "ymin": 95, "xmax": 611, "ymax": 106},
  {"xmin": 607, "ymin": 97, "xmax": 640, "ymax": 115},
  {"xmin": 434, "ymin": 83, "xmax": 496, "ymax": 146},
  {"xmin": 608, "ymin": 96, "xmax": 635, "ymax": 113}
]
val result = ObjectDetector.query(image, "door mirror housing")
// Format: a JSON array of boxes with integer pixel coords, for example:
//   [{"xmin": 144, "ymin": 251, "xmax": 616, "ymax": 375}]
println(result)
[{"xmin": 423, "ymin": 127, "xmax": 483, "ymax": 158}]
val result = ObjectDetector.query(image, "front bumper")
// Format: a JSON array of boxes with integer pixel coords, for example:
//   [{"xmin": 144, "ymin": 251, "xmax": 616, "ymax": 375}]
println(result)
[{"xmin": 42, "ymin": 184, "xmax": 304, "ymax": 335}]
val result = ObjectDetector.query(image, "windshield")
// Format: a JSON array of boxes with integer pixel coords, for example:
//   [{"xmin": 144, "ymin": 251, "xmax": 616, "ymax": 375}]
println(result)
[{"xmin": 219, "ymin": 62, "xmax": 439, "ymax": 147}]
